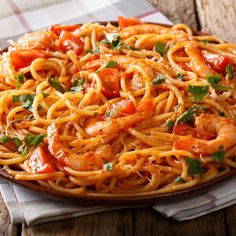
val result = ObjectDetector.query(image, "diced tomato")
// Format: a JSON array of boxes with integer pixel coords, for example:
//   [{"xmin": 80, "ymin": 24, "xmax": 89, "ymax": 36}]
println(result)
[
  {"xmin": 173, "ymin": 123, "xmax": 213, "ymax": 140},
  {"xmin": 98, "ymin": 68, "xmax": 120, "ymax": 99},
  {"xmin": 87, "ymin": 54, "xmax": 100, "ymax": 62},
  {"xmin": 59, "ymin": 31, "xmax": 84, "ymax": 55},
  {"xmin": 10, "ymin": 49, "xmax": 45, "ymax": 70},
  {"xmin": 117, "ymin": 100, "xmax": 136, "ymax": 115},
  {"xmin": 50, "ymin": 24, "xmax": 80, "ymax": 36},
  {"xmin": 29, "ymin": 146, "xmax": 55, "ymax": 174},
  {"xmin": 202, "ymin": 50, "xmax": 231, "ymax": 73},
  {"xmin": 118, "ymin": 16, "xmax": 143, "ymax": 28},
  {"xmin": 137, "ymin": 99, "xmax": 154, "ymax": 113}
]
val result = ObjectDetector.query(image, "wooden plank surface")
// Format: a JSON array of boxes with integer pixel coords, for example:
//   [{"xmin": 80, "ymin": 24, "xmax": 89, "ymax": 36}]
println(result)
[
  {"xmin": 196, "ymin": 0, "xmax": 236, "ymax": 42},
  {"xmin": 149, "ymin": 0, "xmax": 198, "ymax": 29},
  {"xmin": 0, "ymin": 194, "xmax": 17, "ymax": 236}
]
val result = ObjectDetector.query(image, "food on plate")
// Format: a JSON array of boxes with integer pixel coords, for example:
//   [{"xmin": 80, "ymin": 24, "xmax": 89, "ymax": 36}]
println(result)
[{"xmin": 0, "ymin": 16, "xmax": 236, "ymax": 195}]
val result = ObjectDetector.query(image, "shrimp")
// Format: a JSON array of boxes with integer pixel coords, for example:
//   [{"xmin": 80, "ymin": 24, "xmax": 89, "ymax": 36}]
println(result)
[
  {"xmin": 15, "ymin": 30, "xmax": 57, "ymax": 50},
  {"xmin": 47, "ymin": 123, "xmax": 113, "ymax": 171},
  {"xmin": 174, "ymin": 113, "xmax": 236, "ymax": 154},
  {"xmin": 85, "ymin": 99, "xmax": 154, "ymax": 136},
  {"xmin": 185, "ymin": 43, "xmax": 215, "ymax": 78},
  {"xmin": 120, "ymin": 24, "xmax": 166, "ymax": 39}
]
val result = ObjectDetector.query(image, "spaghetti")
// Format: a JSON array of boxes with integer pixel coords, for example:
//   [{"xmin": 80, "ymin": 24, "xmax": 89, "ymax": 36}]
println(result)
[{"xmin": 0, "ymin": 16, "xmax": 236, "ymax": 196}]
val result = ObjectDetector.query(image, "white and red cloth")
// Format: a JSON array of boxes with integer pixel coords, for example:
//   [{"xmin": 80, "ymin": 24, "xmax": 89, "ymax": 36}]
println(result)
[{"xmin": 0, "ymin": 0, "xmax": 236, "ymax": 226}]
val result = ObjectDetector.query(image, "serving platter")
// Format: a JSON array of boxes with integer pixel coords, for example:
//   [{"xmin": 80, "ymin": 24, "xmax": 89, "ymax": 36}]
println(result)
[{"xmin": 0, "ymin": 21, "xmax": 236, "ymax": 205}]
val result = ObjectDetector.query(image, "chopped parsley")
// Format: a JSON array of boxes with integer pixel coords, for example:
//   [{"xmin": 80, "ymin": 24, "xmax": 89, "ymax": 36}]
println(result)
[
  {"xmin": 212, "ymin": 145, "xmax": 225, "ymax": 163},
  {"xmin": 125, "ymin": 45, "xmax": 139, "ymax": 51},
  {"xmin": 198, "ymin": 39, "xmax": 209, "ymax": 44},
  {"xmin": 188, "ymin": 85, "xmax": 209, "ymax": 102},
  {"xmin": 166, "ymin": 119, "xmax": 175, "ymax": 130},
  {"xmin": 103, "ymin": 162, "xmax": 113, "ymax": 171},
  {"xmin": 219, "ymin": 111, "xmax": 225, "ymax": 117},
  {"xmin": 176, "ymin": 73, "xmax": 184, "ymax": 80},
  {"xmin": 42, "ymin": 93, "xmax": 49, "ymax": 98},
  {"xmin": 70, "ymin": 78, "xmax": 85, "ymax": 92},
  {"xmin": 152, "ymin": 74, "xmax": 166, "ymax": 85},
  {"xmin": 86, "ymin": 48, "xmax": 100, "ymax": 55},
  {"xmin": 155, "ymin": 41, "xmax": 168, "ymax": 56},
  {"xmin": 48, "ymin": 78, "xmax": 66, "ymax": 94},
  {"xmin": 226, "ymin": 64, "xmax": 233, "ymax": 80},
  {"xmin": 12, "ymin": 94, "xmax": 36, "ymax": 112},
  {"xmin": 102, "ymin": 33, "xmax": 122, "ymax": 50},
  {"xmin": 15, "ymin": 73, "xmax": 24, "ymax": 89},
  {"xmin": 176, "ymin": 106, "xmax": 198, "ymax": 124},
  {"xmin": 96, "ymin": 61, "xmax": 117, "ymax": 73},
  {"xmin": 207, "ymin": 74, "xmax": 232, "ymax": 91},
  {"xmin": 0, "ymin": 135, "xmax": 10, "ymax": 144},
  {"xmin": 19, "ymin": 133, "xmax": 46, "ymax": 155},
  {"xmin": 174, "ymin": 176, "xmax": 186, "ymax": 183},
  {"xmin": 186, "ymin": 157, "xmax": 204, "ymax": 176}
]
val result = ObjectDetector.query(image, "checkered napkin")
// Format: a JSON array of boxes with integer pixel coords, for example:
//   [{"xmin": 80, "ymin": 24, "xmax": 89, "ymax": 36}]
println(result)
[{"xmin": 0, "ymin": 0, "xmax": 236, "ymax": 226}]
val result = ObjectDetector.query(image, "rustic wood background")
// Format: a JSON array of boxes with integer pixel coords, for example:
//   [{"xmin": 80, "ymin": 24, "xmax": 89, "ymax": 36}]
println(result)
[{"xmin": 1, "ymin": 0, "xmax": 236, "ymax": 235}]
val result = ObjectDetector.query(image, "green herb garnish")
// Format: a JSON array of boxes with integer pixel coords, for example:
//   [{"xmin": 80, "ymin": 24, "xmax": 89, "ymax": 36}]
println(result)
[
  {"xmin": 212, "ymin": 145, "xmax": 225, "ymax": 163},
  {"xmin": 188, "ymin": 85, "xmax": 209, "ymax": 102},
  {"xmin": 174, "ymin": 176, "xmax": 186, "ymax": 183},
  {"xmin": 152, "ymin": 74, "xmax": 166, "ymax": 85},
  {"xmin": 15, "ymin": 72, "xmax": 24, "ymax": 89},
  {"xmin": 226, "ymin": 64, "xmax": 233, "ymax": 80},
  {"xmin": 12, "ymin": 94, "xmax": 36, "ymax": 112},
  {"xmin": 103, "ymin": 162, "xmax": 113, "ymax": 171},
  {"xmin": 207, "ymin": 74, "xmax": 232, "ymax": 91},
  {"xmin": 70, "ymin": 78, "xmax": 85, "ymax": 92},
  {"xmin": 96, "ymin": 61, "xmax": 117, "ymax": 73},
  {"xmin": 176, "ymin": 73, "xmax": 184, "ymax": 80},
  {"xmin": 176, "ymin": 106, "xmax": 198, "ymax": 124},
  {"xmin": 155, "ymin": 41, "xmax": 168, "ymax": 56},
  {"xmin": 86, "ymin": 48, "xmax": 100, "ymax": 55},
  {"xmin": 186, "ymin": 157, "xmax": 204, "ymax": 176},
  {"xmin": 48, "ymin": 78, "xmax": 66, "ymax": 94},
  {"xmin": 125, "ymin": 45, "xmax": 139, "ymax": 51},
  {"xmin": 102, "ymin": 33, "xmax": 122, "ymax": 50},
  {"xmin": 166, "ymin": 119, "xmax": 175, "ymax": 130},
  {"xmin": 0, "ymin": 135, "xmax": 10, "ymax": 144}
]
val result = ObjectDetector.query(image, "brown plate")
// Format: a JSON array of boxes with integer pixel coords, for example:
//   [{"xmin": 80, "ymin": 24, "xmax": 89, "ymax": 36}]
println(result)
[{"xmin": 0, "ymin": 21, "xmax": 235, "ymax": 205}]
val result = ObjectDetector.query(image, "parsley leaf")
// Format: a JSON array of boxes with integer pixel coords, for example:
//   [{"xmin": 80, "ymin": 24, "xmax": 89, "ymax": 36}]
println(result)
[
  {"xmin": 125, "ymin": 45, "xmax": 139, "ymax": 51},
  {"xmin": 226, "ymin": 64, "xmax": 233, "ymax": 80},
  {"xmin": 42, "ymin": 93, "xmax": 49, "ymax": 98},
  {"xmin": 174, "ymin": 176, "xmax": 186, "ymax": 183},
  {"xmin": 12, "ymin": 94, "xmax": 36, "ymax": 112},
  {"xmin": 186, "ymin": 157, "xmax": 204, "ymax": 176},
  {"xmin": 212, "ymin": 145, "xmax": 225, "ymax": 163},
  {"xmin": 188, "ymin": 85, "xmax": 209, "ymax": 102},
  {"xmin": 86, "ymin": 48, "xmax": 100, "ymax": 55},
  {"xmin": 70, "ymin": 78, "xmax": 85, "ymax": 92},
  {"xmin": 176, "ymin": 106, "xmax": 198, "ymax": 124},
  {"xmin": 48, "ymin": 78, "xmax": 66, "ymax": 94},
  {"xmin": 103, "ymin": 162, "xmax": 113, "ymax": 171},
  {"xmin": 96, "ymin": 61, "xmax": 117, "ymax": 73},
  {"xmin": 166, "ymin": 119, "xmax": 175, "ymax": 130},
  {"xmin": 207, "ymin": 74, "xmax": 232, "ymax": 91},
  {"xmin": 14, "ymin": 73, "xmax": 24, "ymax": 89},
  {"xmin": 198, "ymin": 39, "xmax": 209, "ymax": 44},
  {"xmin": 102, "ymin": 33, "xmax": 122, "ymax": 50},
  {"xmin": 155, "ymin": 41, "xmax": 168, "ymax": 56},
  {"xmin": 19, "ymin": 133, "xmax": 46, "ymax": 155},
  {"xmin": 0, "ymin": 135, "xmax": 10, "ymax": 144},
  {"xmin": 176, "ymin": 73, "xmax": 184, "ymax": 80},
  {"xmin": 152, "ymin": 74, "xmax": 166, "ymax": 85}
]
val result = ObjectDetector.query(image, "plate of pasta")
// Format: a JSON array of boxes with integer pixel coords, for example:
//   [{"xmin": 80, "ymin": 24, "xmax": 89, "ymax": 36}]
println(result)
[{"xmin": 0, "ymin": 16, "xmax": 236, "ymax": 204}]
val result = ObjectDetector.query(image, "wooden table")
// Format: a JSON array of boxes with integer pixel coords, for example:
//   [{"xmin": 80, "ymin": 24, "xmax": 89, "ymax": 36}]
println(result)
[{"xmin": 1, "ymin": 0, "xmax": 236, "ymax": 235}]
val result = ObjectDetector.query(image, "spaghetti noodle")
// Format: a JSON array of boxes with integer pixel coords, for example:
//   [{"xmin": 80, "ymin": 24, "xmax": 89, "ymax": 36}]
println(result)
[{"xmin": 0, "ymin": 16, "xmax": 236, "ymax": 196}]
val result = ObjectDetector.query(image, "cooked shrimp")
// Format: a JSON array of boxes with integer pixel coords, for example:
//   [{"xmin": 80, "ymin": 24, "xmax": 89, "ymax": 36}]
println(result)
[
  {"xmin": 47, "ymin": 123, "xmax": 113, "ymax": 171},
  {"xmin": 120, "ymin": 24, "xmax": 166, "ymax": 39},
  {"xmin": 185, "ymin": 43, "xmax": 215, "ymax": 78},
  {"xmin": 174, "ymin": 113, "xmax": 236, "ymax": 154},
  {"xmin": 85, "ymin": 99, "xmax": 154, "ymax": 136},
  {"xmin": 16, "ymin": 30, "xmax": 57, "ymax": 50}
]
